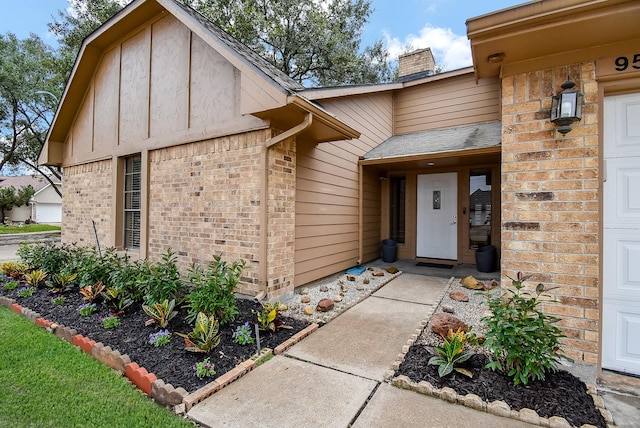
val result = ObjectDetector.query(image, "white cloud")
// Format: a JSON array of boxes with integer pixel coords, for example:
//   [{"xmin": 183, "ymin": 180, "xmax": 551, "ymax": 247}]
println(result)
[{"xmin": 384, "ymin": 25, "xmax": 472, "ymax": 71}]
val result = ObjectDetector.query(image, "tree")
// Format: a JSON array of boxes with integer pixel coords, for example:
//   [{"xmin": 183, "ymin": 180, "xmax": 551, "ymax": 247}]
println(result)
[
  {"xmin": 0, "ymin": 185, "xmax": 35, "ymax": 224},
  {"xmin": 0, "ymin": 33, "xmax": 63, "ymax": 195},
  {"xmin": 50, "ymin": 0, "xmax": 394, "ymax": 87}
]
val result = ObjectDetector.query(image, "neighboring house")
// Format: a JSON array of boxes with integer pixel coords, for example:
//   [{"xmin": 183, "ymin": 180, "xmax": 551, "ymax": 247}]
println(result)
[
  {"xmin": 40, "ymin": 0, "xmax": 640, "ymax": 380},
  {"xmin": 0, "ymin": 175, "xmax": 62, "ymax": 224}
]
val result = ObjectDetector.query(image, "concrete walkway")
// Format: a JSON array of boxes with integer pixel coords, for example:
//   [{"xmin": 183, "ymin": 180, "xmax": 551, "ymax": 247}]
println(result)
[{"xmin": 188, "ymin": 274, "xmax": 533, "ymax": 427}]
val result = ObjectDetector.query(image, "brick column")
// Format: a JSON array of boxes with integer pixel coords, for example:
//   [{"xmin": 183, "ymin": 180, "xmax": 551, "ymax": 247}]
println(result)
[{"xmin": 500, "ymin": 62, "xmax": 600, "ymax": 363}]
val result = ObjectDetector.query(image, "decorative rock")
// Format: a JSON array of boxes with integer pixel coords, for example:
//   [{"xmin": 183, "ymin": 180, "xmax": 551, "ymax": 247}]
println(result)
[
  {"xmin": 449, "ymin": 290, "xmax": 469, "ymax": 302},
  {"xmin": 340, "ymin": 282, "xmax": 349, "ymax": 292},
  {"xmin": 442, "ymin": 305, "xmax": 455, "ymax": 313},
  {"xmin": 430, "ymin": 313, "xmax": 468, "ymax": 336},
  {"xmin": 356, "ymin": 284, "xmax": 365, "ymax": 291},
  {"xmin": 316, "ymin": 299, "xmax": 334, "ymax": 312},
  {"xmin": 518, "ymin": 408, "xmax": 541, "ymax": 425},
  {"xmin": 548, "ymin": 416, "xmax": 572, "ymax": 428},
  {"xmin": 319, "ymin": 285, "xmax": 329, "ymax": 292},
  {"xmin": 372, "ymin": 271, "xmax": 385, "ymax": 277},
  {"xmin": 346, "ymin": 275, "xmax": 356, "ymax": 281},
  {"xmin": 300, "ymin": 287, "xmax": 310, "ymax": 295},
  {"xmin": 487, "ymin": 400, "xmax": 511, "ymax": 418},
  {"xmin": 300, "ymin": 295, "xmax": 311, "ymax": 304},
  {"xmin": 303, "ymin": 306, "xmax": 314, "ymax": 315},
  {"xmin": 386, "ymin": 267, "xmax": 399, "ymax": 274},
  {"xmin": 333, "ymin": 294, "xmax": 343, "ymax": 303}
]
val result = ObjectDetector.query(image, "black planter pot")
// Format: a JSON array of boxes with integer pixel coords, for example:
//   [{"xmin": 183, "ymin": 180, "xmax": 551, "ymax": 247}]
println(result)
[{"xmin": 475, "ymin": 245, "xmax": 497, "ymax": 273}]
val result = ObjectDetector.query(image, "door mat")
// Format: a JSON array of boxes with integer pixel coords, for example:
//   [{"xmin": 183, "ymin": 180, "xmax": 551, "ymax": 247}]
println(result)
[{"xmin": 416, "ymin": 262, "xmax": 454, "ymax": 269}]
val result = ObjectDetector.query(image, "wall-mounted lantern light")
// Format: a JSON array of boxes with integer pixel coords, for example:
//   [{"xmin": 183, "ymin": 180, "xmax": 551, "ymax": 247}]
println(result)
[{"xmin": 550, "ymin": 76, "xmax": 583, "ymax": 135}]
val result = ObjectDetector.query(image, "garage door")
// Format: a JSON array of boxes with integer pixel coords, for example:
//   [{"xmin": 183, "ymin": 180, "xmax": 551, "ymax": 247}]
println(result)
[
  {"xmin": 36, "ymin": 203, "xmax": 62, "ymax": 224},
  {"xmin": 602, "ymin": 93, "xmax": 640, "ymax": 375}
]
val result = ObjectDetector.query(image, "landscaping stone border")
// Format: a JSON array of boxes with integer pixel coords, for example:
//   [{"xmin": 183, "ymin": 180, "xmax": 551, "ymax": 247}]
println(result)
[
  {"xmin": 387, "ymin": 277, "xmax": 616, "ymax": 428},
  {"xmin": 0, "ymin": 296, "xmax": 320, "ymax": 413}
]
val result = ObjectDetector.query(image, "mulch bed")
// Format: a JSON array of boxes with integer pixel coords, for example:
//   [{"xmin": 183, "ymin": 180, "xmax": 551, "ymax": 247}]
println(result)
[
  {"xmin": 1, "ymin": 286, "xmax": 309, "ymax": 393},
  {"xmin": 396, "ymin": 345, "xmax": 606, "ymax": 428}
]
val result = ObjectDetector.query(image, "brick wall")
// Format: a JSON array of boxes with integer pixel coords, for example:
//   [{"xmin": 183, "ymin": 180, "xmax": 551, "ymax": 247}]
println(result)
[
  {"xmin": 398, "ymin": 48, "xmax": 435, "ymax": 78},
  {"xmin": 265, "ymin": 137, "xmax": 296, "ymax": 297},
  {"xmin": 500, "ymin": 62, "xmax": 600, "ymax": 363},
  {"xmin": 148, "ymin": 130, "xmax": 267, "ymax": 296},
  {"xmin": 62, "ymin": 159, "xmax": 113, "ymax": 247}
]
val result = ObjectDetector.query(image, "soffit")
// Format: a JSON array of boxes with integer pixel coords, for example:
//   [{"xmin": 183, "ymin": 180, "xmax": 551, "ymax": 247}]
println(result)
[{"xmin": 468, "ymin": 0, "xmax": 640, "ymax": 79}]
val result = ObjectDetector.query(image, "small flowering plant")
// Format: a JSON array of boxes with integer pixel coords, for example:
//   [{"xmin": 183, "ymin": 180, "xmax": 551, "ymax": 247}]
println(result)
[
  {"xmin": 232, "ymin": 322, "xmax": 255, "ymax": 345},
  {"xmin": 52, "ymin": 295, "xmax": 65, "ymax": 306},
  {"xmin": 4, "ymin": 280, "xmax": 19, "ymax": 291},
  {"xmin": 194, "ymin": 357, "xmax": 215, "ymax": 379},
  {"xmin": 100, "ymin": 315, "xmax": 120, "ymax": 329},
  {"xmin": 149, "ymin": 330, "xmax": 172, "ymax": 347},
  {"xmin": 78, "ymin": 303, "xmax": 97, "ymax": 316},
  {"xmin": 17, "ymin": 286, "xmax": 35, "ymax": 298}
]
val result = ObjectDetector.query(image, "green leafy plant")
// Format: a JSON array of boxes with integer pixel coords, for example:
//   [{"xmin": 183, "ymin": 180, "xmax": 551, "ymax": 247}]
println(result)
[
  {"xmin": 428, "ymin": 327, "xmax": 474, "ymax": 378},
  {"xmin": 17, "ymin": 286, "xmax": 35, "ymax": 298},
  {"xmin": 101, "ymin": 315, "xmax": 120, "ymax": 329},
  {"xmin": 193, "ymin": 357, "xmax": 215, "ymax": 379},
  {"xmin": 139, "ymin": 249, "xmax": 185, "ymax": 306},
  {"xmin": 46, "ymin": 272, "xmax": 78, "ymax": 293},
  {"xmin": 24, "ymin": 269, "xmax": 47, "ymax": 288},
  {"xmin": 102, "ymin": 287, "xmax": 134, "ymax": 316},
  {"xmin": 142, "ymin": 299, "xmax": 178, "ymax": 328},
  {"xmin": 78, "ymin": 303, "xmax": 97, "ymax": 316},
  {"xmin": 1, "ymin": 261, "xmax": 26, "ymax": 279},
  {"xmin": 149, "ymin": 330, "xmax": 172, "ymax": 347},
  {"xmin": 17, "ymin": 242, "xmax": 74, "ymax": 275},
  {"xmin": 52, "ymin": 295, "xmax": 65, "ymax": 305},
  {"xmin": 80, "ymin": 281, "xmax": 105, "ymax": 303},
  {"xmin": 185, "ymin": 255, "xmax": 244, "ymax": 325},
  {"xmin": 232, "ymin": 322, "xmax": 255, "ymax": 345},
  {"xmin": 177, "ymin": 312, "xmax": 221, "ymax": 353},
  {"xmin": 4, "ymin": 280, "xmax": 19, "ymax": 291},
  {"xmin": 482, "ymin": 272, "xmax": 565, "ymax": 386},
  {"xmin": 256, "ymin": 301, "xmax": 287, "ymax": 332}
]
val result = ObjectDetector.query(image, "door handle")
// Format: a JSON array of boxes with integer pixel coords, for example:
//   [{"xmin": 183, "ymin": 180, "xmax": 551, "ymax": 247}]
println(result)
[{"xmin": 450, "ymin": 215, "xmax": 457, "ymax": 225}]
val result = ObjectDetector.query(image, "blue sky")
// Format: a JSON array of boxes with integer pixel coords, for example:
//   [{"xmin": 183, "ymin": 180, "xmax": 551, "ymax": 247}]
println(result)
[{"xmin": 2, "ymin": 0, "xmax": 525, "ymax": 71}]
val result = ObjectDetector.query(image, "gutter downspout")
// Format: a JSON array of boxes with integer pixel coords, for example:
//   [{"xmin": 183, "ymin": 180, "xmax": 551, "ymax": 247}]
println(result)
[
  {"xmin": 257, "ymin": 113, "xmax": 313, "ymax": 300},
  {"xmin": 358, "ymin": 161, "xmax": 364, "ymax": 265}
]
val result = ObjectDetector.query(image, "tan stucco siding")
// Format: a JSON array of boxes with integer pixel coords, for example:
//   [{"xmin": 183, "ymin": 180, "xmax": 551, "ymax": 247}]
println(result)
[
  {"xmin": 295, "ymin": 93, "xmax": 393, "ymax": 286},
  {"xmin": 62, "ymin": 15, "xmax": 264, "ymax": 167},
  {"xmin": 62, "ymin": 159, "xmax": 113, "ymax": 247},
  {"xmin": 501, "ymin": 62, "xmax": 600, "ymax": 364},
  {"xmin": 394, "ymin": 74, "xmax": 500, "ymax": 135},
  {"xmin": 147, "ymin": 130, "xmax": 267, "ymax": 297}
]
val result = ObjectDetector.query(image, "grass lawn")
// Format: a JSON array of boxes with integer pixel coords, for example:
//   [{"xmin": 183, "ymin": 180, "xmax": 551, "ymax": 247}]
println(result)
[
  {"xmin": 0, "ymin": 224, "xmax": 61, "ymax": 234},
  {"xmin": 0, "ymin": 307, "xmax": 193, "ymax": 428}
]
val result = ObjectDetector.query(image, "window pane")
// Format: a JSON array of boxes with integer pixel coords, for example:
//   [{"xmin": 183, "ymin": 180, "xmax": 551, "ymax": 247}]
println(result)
[
  {"xmin": 124, "ymin": 154, "xmax": 141, "ymax": 250},
  {"xmin": 389, "ymin": 176, "xmax": 406, "ymax": 244},
  {"xmin": 469, "ymin": 170, "xmax": 491, "ymax": 249}
]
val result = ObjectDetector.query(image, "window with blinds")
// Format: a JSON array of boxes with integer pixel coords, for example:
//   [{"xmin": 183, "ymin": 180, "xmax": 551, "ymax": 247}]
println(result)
[{"xmin": 124, "ymin": 154, "xmax": 141, "ymax": 250}]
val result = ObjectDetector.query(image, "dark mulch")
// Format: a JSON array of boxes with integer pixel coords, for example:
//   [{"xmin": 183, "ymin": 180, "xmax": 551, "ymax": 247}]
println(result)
[
  {"xmin": 2, "ymin": 286, "xmax": 309, "ymax": 393},
  {"xmin": 396, "ymin": 345, "xmax": 606, "ymax": 428}
]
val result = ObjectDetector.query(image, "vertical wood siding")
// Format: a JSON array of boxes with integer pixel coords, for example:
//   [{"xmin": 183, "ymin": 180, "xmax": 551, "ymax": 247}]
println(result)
[{"xmin": 294, "ymin": 92, "xmax": 392, "ymax": 286}]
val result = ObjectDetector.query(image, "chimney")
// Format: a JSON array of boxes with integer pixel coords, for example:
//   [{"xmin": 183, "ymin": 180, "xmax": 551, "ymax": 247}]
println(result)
[{"xmin": 397, "ymin": 48, "xmax": 436, "ymax": 81}]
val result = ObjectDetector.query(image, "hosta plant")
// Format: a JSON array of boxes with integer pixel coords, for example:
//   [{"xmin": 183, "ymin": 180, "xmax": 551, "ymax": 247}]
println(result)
[
  {"xmin": 428, "ymin": 327, "xmax": 474, "ymax": 378},
  {"xmin": 482, "ymin": 272, "xmax": 565, "ymax": 386},
  {"xmin": 177, "ymin": 312, "xmax": 221, "ymax": 353},
  {"xmin": 142, "ymin": 299, "xmax": 178, "ymax": 328},
  {"xmin": 80, "ymin": 281, "xmax": 105, "ymax": 303}
]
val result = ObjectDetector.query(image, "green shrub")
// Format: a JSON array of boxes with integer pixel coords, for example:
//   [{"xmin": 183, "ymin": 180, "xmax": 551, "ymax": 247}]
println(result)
[
  {"xmin": 482, "ymin": 272, "xmax": 565, "ymax": 386},
  {"xmin": 139, "ymin": 249, "xmax": 185, "ymax": 306},
  {"xmin": 46, "ymin": 272, "xmax": 78, "ymax": 293},
  {"xmin": 17, "ymin": 242, "xmax": 73, "ymax": 275},
  {"xmin": 185, "ymin": 255, "xmax": 245, "ymax": 325}
]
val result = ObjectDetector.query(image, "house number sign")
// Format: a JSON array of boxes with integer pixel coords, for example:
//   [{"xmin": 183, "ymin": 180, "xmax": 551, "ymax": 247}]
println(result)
[{"xmin": 597, "ymin": 52, "xmax": 640, "ymax": 79}]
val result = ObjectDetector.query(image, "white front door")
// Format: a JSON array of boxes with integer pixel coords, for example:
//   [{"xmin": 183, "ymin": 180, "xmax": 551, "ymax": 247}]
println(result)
[
  {"xmin": 416, "ymin": 173, "xmax": 457, "ymax": 259},
  {"xmin": 602, "ymin": 93, "xmax": 640, "ymax": 375}
]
